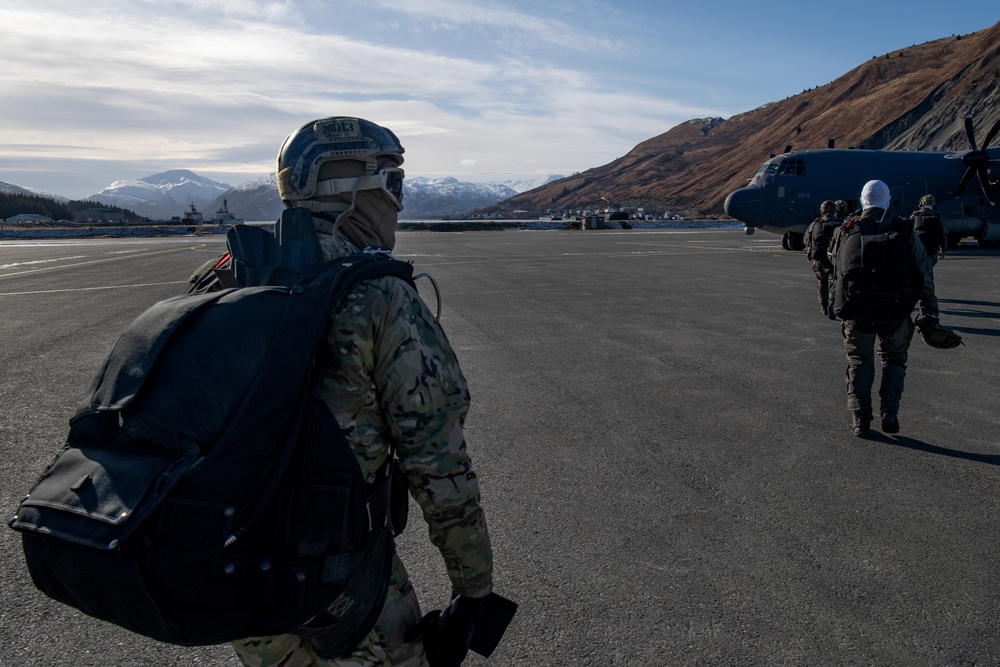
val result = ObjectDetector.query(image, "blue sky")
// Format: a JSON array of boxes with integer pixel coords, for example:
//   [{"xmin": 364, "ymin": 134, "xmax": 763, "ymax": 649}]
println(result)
[{"xmin": 0, "ymin": 0, "xmax": 996, "ymax": 199}]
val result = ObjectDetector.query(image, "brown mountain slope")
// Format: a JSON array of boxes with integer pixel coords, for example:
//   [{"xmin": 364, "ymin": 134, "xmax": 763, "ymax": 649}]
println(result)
[{"xmin": 488, "ymin": 21, "xmax": 1000, "ymax": 217}]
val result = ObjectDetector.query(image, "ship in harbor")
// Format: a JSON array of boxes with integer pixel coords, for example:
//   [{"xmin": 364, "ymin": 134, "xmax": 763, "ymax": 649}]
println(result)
[
  {"xmin": 177, "ymin": 199, "xmax": 244, "ymax": 225},
  {"xmin": 179, "ymin": 203, "xmax": 204, "ymax": 224},
  {"xmin": 208, "ymin": 198, "xmax": 244, "ymax": 225}
]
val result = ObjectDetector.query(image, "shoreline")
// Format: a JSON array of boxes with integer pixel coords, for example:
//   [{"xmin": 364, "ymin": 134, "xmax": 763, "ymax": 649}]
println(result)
[{"xmin": 0, "ymin": 219, "xmax": 742, "ymax": 240}]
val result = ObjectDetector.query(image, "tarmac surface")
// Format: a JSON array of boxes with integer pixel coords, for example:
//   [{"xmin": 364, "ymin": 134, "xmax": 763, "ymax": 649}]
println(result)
[{"xmin": 1, "ymin": 228, "xmax": 999, "ymax": 666}]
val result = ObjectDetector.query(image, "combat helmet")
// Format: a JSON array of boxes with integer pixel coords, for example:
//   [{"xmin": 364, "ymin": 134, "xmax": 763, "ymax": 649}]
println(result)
[
  {"xmin": 820, "ymin": 200, "xmax": 836, "ymax": 215},
  {"xmin": 835, "ymin": 200, "xmax": 848, "ymax": 217},
  {"xmin": 276, "ymin": 116, "xmax": 405, "ymax": 215},
  {"xmin": 920, "ymin": 194, "xmax": 936, "ymax": 207}
]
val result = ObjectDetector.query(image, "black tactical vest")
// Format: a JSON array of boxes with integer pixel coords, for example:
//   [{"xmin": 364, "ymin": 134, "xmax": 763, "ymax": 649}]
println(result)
[{"xmin": 833, "ymin": 215, "xmax": 919, "ymax": 323}]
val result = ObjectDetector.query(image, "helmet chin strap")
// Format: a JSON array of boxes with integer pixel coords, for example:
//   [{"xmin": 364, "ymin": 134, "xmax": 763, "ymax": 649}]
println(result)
[
  {"xmin": 331, "ymin": 174, "xmax": 366, "ymax": 233},
  {"xmin": 292, "ymin": 157, "xmax": 378, "ymax": 223}
]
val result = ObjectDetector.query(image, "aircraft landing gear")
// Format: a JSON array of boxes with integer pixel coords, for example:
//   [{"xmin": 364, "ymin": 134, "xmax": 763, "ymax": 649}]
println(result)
[{"xmin": 781, "ymin": 232, "xmax": 805, "ymax": 251}]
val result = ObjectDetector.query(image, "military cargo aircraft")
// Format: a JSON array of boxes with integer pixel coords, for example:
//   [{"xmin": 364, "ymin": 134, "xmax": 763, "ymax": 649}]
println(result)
[{"xmin": 723, "ymin": 115, "xmax": 1000, "ymax": 250}]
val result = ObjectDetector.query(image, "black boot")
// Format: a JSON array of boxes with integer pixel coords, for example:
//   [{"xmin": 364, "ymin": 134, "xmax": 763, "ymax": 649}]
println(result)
[
  {"xmin": 852, "ymin": 414, "xmax": 871, "ymax": 438},
  {"xmin": 881, "ymin": 412, "xmax": 899, "ymax": 434}
]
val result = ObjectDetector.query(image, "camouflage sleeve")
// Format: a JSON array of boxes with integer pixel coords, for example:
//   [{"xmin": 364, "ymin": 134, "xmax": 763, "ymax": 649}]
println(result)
[{"xmin": 328, "ymin": 275, "xmax": 494, "ymax": 598}]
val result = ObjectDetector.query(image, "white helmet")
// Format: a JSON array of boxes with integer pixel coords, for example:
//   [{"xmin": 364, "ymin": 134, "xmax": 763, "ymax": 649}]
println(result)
[{"xmin": 860, "ymin": 180, "xmax": 891, "ymax": 210}]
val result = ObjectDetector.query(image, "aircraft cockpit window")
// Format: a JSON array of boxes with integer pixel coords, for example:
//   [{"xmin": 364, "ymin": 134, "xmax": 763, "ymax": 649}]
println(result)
[
  {"xmin": 758, "ymin": 162, "xmax": 780, "ymax": 185},
  {"xmin": 776, "ymin": 158, "xmax": 806, "ymax": 176}
]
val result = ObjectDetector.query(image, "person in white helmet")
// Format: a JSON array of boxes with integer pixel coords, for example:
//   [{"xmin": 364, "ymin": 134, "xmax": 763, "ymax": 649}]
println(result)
[{"xmin": 827, "ymin": 180, "xmax": 937, "ymax": 438}]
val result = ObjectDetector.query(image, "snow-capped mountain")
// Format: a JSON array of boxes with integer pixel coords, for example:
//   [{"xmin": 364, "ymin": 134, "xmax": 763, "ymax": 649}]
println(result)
[
  {"xmin": 398, "ymin": 174, "xmax": 562, "ymax": 217},
  {"xmin": 0, "ymin": 181, "xmax": 68, "ymax": 202},
  {"xmin": 500, "ymin": 174, "xmax": 565, "ymax": 193},
  {"xmin": 402, "ymin": 177, "xmax": 518, "ymax": 218},
  {"xmin": 88, "ymin": 170, "xmax": 231, "ymax": 220},
  {"xmin": 205, "ymin": 173, "xmax": 556, "ymax": 221},
  {"xmin": 7, "ymin": 170, "xmax": 564, "ymax": 222}
]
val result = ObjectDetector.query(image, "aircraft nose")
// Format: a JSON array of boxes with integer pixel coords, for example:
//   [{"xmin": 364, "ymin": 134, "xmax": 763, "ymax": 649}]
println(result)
[
  {"xmin": 723, "ymin": 187, "xmax": 762, "ymax": 225},
  {"xmin": 723, "ymin": 191, "xmax": 738, "ymax": 218},
  {"xmin": 723, "ymin": 188, "xmax": 745, "ymax": 219}
]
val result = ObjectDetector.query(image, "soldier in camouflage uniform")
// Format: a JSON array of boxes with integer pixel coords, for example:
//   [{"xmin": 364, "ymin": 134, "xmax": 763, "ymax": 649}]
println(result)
[
  {"xmin": 231, "ymin": 117, "xmax": 494, "ymax": 666},
  {"xmin": 803, "ymin": 200, "xmax": 842, "ymax": 316}
]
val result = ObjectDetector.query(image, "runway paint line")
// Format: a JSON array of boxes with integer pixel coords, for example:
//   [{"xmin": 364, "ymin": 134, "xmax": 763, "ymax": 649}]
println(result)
[
  {"xmin": 0, "ymin": 245, "xmax": 205, "ymax": 279},
  {"xmin": 0, "ymin": 255, "xmax": 87, "ymax": 269},
  {"xmin": 0, "ymin": 281, "xmax": 188, "ymax": 297}
]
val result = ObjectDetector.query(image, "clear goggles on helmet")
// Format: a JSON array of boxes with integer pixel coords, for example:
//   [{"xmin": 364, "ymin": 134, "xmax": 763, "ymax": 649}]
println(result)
[
  {"xmin": 312, "ymin": 166, "xmax": 405, "ymax": 211},
  {"xmin": 380, "ymin": 167, "xmax": 404, "ymax": 209}
]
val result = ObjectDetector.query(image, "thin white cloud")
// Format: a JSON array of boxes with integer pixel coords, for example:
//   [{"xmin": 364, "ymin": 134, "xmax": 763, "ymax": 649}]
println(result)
[
  {"xmin": 0, "ymin": 0, "xmax": 722, "ymax": 197},
  {"xmin": 135, "ymin": 0, "xmax": 299, "ymax": 21},
  {"xmin": 368, "ymin": 0, "xmax": 616, "ymax": 52}
]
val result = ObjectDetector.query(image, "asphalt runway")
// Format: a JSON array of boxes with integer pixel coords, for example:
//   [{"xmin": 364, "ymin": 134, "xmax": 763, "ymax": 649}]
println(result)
[{"xmin": 1, "ymin": 229, "xmax": 999, "ymax": 666}]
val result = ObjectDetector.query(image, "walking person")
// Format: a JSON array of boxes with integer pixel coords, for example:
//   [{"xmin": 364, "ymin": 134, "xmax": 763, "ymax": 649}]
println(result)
[
  {"xmin": 232, "ymin": 116, "xmax": 496, "ymax": 666},
  {"xmin": 828, "ymin": 180, "xmax": 937, "ymax": 437},
  {"xmin": 804, "ymin": 200, "xmax": 842, "ymax": 317}
]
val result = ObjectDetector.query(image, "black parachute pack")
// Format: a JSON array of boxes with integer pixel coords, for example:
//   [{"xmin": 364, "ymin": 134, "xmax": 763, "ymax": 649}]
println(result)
[
  {"xmin": 833, "ymin": 214, "xmax": 923, "ymax": 323},
  {"xmin": 912, "ymin": 208, "xmax": 945, "ymax": 255},
  {"xmin": 806, "ymin": 215, "xmax": 841, "ymax": 268},
  {"xmin": 8, "ymin": 208, "xmax": 414, "ymax": 653}
]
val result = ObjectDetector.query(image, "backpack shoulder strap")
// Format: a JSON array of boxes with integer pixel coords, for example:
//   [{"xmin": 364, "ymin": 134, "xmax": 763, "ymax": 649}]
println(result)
[{"xmin": 310, "ymin": 250, "xmax": 415, "ymax": 299}]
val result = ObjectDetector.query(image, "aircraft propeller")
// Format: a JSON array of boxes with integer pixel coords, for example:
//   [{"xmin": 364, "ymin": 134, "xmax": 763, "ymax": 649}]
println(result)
[{"xmin": 948, "ymin": 114, "xmax": 1000, "ymax": 205}]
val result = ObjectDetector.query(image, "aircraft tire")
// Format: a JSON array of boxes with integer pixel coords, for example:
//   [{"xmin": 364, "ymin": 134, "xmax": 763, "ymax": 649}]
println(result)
[
  {"xmin": 781, "ymin": 233, "xmax": 791, "ymax": 251},
  {"xmin": 787, "ymin": 232, "xmax": 805, "ymax": 252}
]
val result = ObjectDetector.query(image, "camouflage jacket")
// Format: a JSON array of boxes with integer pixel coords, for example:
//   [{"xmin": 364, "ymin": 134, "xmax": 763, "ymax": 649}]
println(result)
[{"xmin": 317, "ymin": 228, "xmax": 494, "ymax": 598}]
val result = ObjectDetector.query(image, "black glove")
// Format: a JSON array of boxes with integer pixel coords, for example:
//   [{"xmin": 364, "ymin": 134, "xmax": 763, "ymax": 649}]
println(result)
[{"xmin": 406, "ymin": 595, "xmax": 486, "ymax": 667}]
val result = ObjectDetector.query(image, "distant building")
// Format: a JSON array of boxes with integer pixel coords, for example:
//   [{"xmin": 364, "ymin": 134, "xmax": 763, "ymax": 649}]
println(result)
[
  {"xmin": 75, "ymin": 208, "xmax": 125, "ymax": 223},
  {"xmin": 4, "ymin": 214, "xmax": 53, "ymax": 223}
]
